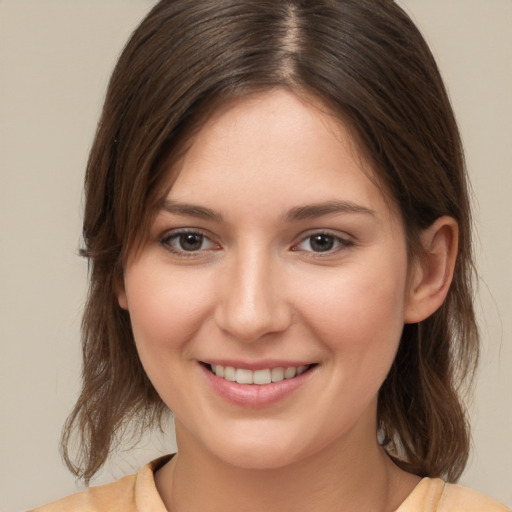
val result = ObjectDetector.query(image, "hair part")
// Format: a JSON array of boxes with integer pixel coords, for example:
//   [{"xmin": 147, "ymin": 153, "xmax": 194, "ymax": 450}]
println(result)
[{"xmin": 62, "ymin": 0, "xmax": 478, "ymax": 484}]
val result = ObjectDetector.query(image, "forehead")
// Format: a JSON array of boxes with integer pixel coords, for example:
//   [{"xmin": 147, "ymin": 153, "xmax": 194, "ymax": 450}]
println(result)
[{"xmin": 163, "ymin": 89, "xmax": 398, "ymax": 223}]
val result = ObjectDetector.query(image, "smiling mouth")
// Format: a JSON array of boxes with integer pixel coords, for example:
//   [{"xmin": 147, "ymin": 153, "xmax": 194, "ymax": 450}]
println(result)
[{"xmin": 207, "ymin": 363, "xmax": 314, "ymax": 385}]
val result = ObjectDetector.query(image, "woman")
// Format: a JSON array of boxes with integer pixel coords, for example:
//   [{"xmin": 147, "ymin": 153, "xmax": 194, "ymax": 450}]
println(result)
[{"xmin": 32, "ymin": 1, "xmax": 510, "ymax": 510}]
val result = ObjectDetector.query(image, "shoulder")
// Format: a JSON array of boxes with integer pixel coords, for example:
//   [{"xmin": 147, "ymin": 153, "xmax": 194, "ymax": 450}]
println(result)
[
  {"xmin": 396, "ymin": 477, "xmax": 510, "ymax": 512},
  {"xmin": 30, "ymin": 455, "xmax": 172, "ymax": 512},
  {"xmin": 29, "ymin": 474, "xmax": 137, "ymax": 512},
  {"xmin": 439, "ymin": 482, "xmax": 510, "ymax": 512}
]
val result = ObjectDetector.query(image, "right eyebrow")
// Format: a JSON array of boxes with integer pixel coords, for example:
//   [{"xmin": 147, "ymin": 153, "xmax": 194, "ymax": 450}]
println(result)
[{"xmin": 159, "ymin": 200, "xmax": 224, "ymax": 222}]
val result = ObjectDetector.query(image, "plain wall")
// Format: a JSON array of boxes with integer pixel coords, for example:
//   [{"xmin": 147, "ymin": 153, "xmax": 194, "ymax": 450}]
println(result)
[{"xmin": 0, "ymin": 1, "xmax": 510, "ymax": 510}]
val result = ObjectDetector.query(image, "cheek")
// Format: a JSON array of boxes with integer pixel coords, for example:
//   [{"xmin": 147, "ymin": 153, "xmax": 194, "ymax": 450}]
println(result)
[
  {"xmin": 301, "ymin": 263, "xmax": 406, "ymax": 333},
  {"xmin": 295, "ymin": 261, "xmax": 408, "ymax": 377},
  {"xmin": 123, "ymin": 263, "xmax": 219, "ymax": 414},
  {"xmin": 124, "ymin": 264, "xmax": 214, "ymax": 358},
  {"xmin": 296, "ymin": 266, "xmax": 407, "ymax": 429}
]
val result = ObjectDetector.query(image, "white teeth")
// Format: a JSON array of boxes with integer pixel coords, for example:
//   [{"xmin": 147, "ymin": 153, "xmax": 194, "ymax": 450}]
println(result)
[
  {"xmin": 224, "ymin": 366, "xmax": 236, "ymax": 382},
  {"xmin": 253, "ymin": 369, "xmax": 272, "ymax": 385},
  {"xmin": 210, "ymin": 364, "xmax": 310, "ymax": 385},
  {"xmin": 271, "ymin": 367, "xmax": 284, "ymax": 382},
  {"xmin": 284, "ymin": 367, "xmax": 297, "ymax": 379},
  {"xmin": 235, "ymin": 368, "xmax": 253, "ymax": 384},
  {"xmin": 296, "ymin": 365, "xmax": 307, "ymax": 375}
]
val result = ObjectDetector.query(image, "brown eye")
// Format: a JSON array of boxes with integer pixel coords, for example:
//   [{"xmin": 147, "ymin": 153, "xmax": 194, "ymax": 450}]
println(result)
[
  {"xmin": 178, "ymin": 233, "xmax": 204, "ymax": 251},
  {"xmin": 294, "ymin": 232, "xmax": 353, "ymax": 254},
  {"xmin": 160, "ymin": 230, "xmax": 218, "ymax": 254},
  {"xmin": 309, "ymin": 234, "xmax": 335, "ymax": 252}
]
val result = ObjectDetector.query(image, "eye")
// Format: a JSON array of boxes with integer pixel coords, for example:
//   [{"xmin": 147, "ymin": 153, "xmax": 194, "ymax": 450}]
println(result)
[
  {"xmin": 160, "ymin": 230, "xmax": 218, "ymax": 254},
  {"xmin": 293, "ymin": 232, "xmax": 353, "ymax": 253}
]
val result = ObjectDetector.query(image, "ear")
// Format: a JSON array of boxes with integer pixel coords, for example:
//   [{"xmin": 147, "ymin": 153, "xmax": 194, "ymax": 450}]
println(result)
[
  {"xmin": 404, "ymin": 216, "xmax": 458, "ymax": 324},
  {"xmin": 115, "ymin": 273, "xmax": 129, "ymax": 310}
]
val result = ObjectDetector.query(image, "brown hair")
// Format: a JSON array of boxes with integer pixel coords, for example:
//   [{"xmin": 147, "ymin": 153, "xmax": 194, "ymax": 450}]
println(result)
[{"xmin": 62, "ymin": 0, "xmax": 478, "ymax": 484}]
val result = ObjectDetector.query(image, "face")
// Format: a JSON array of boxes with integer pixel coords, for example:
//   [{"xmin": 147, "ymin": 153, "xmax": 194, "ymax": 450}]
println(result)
[{"xmin": 119, "ymin": 89, "xmax": 416, "ymax": 469}]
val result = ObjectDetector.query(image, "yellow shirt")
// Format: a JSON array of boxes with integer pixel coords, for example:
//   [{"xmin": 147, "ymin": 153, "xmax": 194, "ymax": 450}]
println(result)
[{"xmin": 31, "ymin": 456, "xmax": 510, "ymax": 512}]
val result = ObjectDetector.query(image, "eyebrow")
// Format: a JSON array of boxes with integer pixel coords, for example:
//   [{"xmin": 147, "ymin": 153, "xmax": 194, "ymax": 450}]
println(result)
[
  {"xmin": 160, "ymin": 200, "xmax": 224, "ymax": 222},
  {"xmin": 159, "ymin": 199, "xmax": 375, "ymax": 223},
  {"xmin": 285, "ymin": 200, "xmax": 375, "ymax": 221}
]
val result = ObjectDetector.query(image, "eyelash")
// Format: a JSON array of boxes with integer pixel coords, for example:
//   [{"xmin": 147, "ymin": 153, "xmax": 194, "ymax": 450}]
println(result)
[
  {"xmin": 159, "ymin": 229, "xmax": 219, "ymax": 257},
  {"xmin": 291, "ymin": 231, "xmax": 354, "ymax": 255},
  {"xmin": 159, "ymin": 229, "xmax": 354, "ymax": 257}
]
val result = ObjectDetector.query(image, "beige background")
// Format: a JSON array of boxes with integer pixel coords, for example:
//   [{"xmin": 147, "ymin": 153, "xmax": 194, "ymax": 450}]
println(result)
[{"xmin": 0, "ymin": 1, "xmax": 510, "ymax": 510}]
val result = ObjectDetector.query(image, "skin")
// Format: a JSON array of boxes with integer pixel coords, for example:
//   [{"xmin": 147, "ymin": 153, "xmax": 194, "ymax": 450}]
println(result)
[{"xmin": 119, "ymin": 89, "xmax": 457, "ymax": 512}]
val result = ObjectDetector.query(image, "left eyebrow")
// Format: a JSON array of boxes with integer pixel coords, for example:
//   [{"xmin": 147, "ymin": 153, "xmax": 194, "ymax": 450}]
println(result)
[{"xmin": 284, "ymin": 200, "xmax": 376, "ymax": 221}]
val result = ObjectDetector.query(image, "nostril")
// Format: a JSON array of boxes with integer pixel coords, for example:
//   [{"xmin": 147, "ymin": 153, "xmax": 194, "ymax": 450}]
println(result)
[{"xmin": 214, "ymin": 301, "xmax": 293, "ymax": 343}]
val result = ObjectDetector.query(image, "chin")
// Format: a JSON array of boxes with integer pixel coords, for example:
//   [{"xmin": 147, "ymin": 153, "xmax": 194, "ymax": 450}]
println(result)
[
  {"xmin": 194, "ymin": 423, "xmax": 307, "ymax": 470},
  {"xmin": 215, "ymin": 444, "xmax": 301, "ymax": 470},
  {"xmin": 201, "ymin": 422, "xmax": 335, "ymax": 472}
]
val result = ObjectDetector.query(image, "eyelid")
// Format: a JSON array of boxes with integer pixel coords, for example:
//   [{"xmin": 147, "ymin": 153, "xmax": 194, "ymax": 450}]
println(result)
[
  {"xmin": 291, "ymin": 229, "xmax": 354, "ymax": 254},
  {"xmin": 159, "ymin": 228, "xmax": 220, "ymax": 256}
]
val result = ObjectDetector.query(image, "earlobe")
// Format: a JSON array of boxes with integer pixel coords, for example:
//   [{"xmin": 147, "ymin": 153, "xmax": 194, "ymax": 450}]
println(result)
[
  {"xmin": 118, "ymin": 290, "xmax": 128, "ymax": 310},
  {"xmin": 404, "ymin": 216, "xmax": 458, "ymax": 324},
  {"xmin": 115, "ymin": 275, "xmax": 129, "ymax": 310}
]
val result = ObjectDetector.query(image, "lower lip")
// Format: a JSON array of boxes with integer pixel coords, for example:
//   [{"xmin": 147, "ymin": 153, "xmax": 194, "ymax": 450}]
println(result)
[{"xmin": 200, "ymin": 364, "xmax": 315, "ymax": 408}]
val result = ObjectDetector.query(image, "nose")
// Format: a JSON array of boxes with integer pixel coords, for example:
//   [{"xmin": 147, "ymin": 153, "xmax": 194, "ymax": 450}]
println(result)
[{"xmin": 214, "ymin": 248, "xmax": 292, "ymax": 343}]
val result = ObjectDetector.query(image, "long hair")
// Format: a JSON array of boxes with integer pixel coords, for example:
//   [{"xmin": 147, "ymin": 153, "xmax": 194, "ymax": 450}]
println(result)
[{"xmin": 62, "ymin": 0, "xmax": 478, "ymax": 484}]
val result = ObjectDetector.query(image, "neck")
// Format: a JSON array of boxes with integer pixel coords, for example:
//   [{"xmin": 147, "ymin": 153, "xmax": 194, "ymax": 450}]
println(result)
[{"xmin": 155, "ymin": 421, "xmax": 419, "ymax": 512}]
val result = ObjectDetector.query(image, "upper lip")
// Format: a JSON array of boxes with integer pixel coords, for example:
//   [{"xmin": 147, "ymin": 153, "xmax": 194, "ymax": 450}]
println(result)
[{"xmin": 201, "ymin": 359, "xmax": 316, "ymax": 371}]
